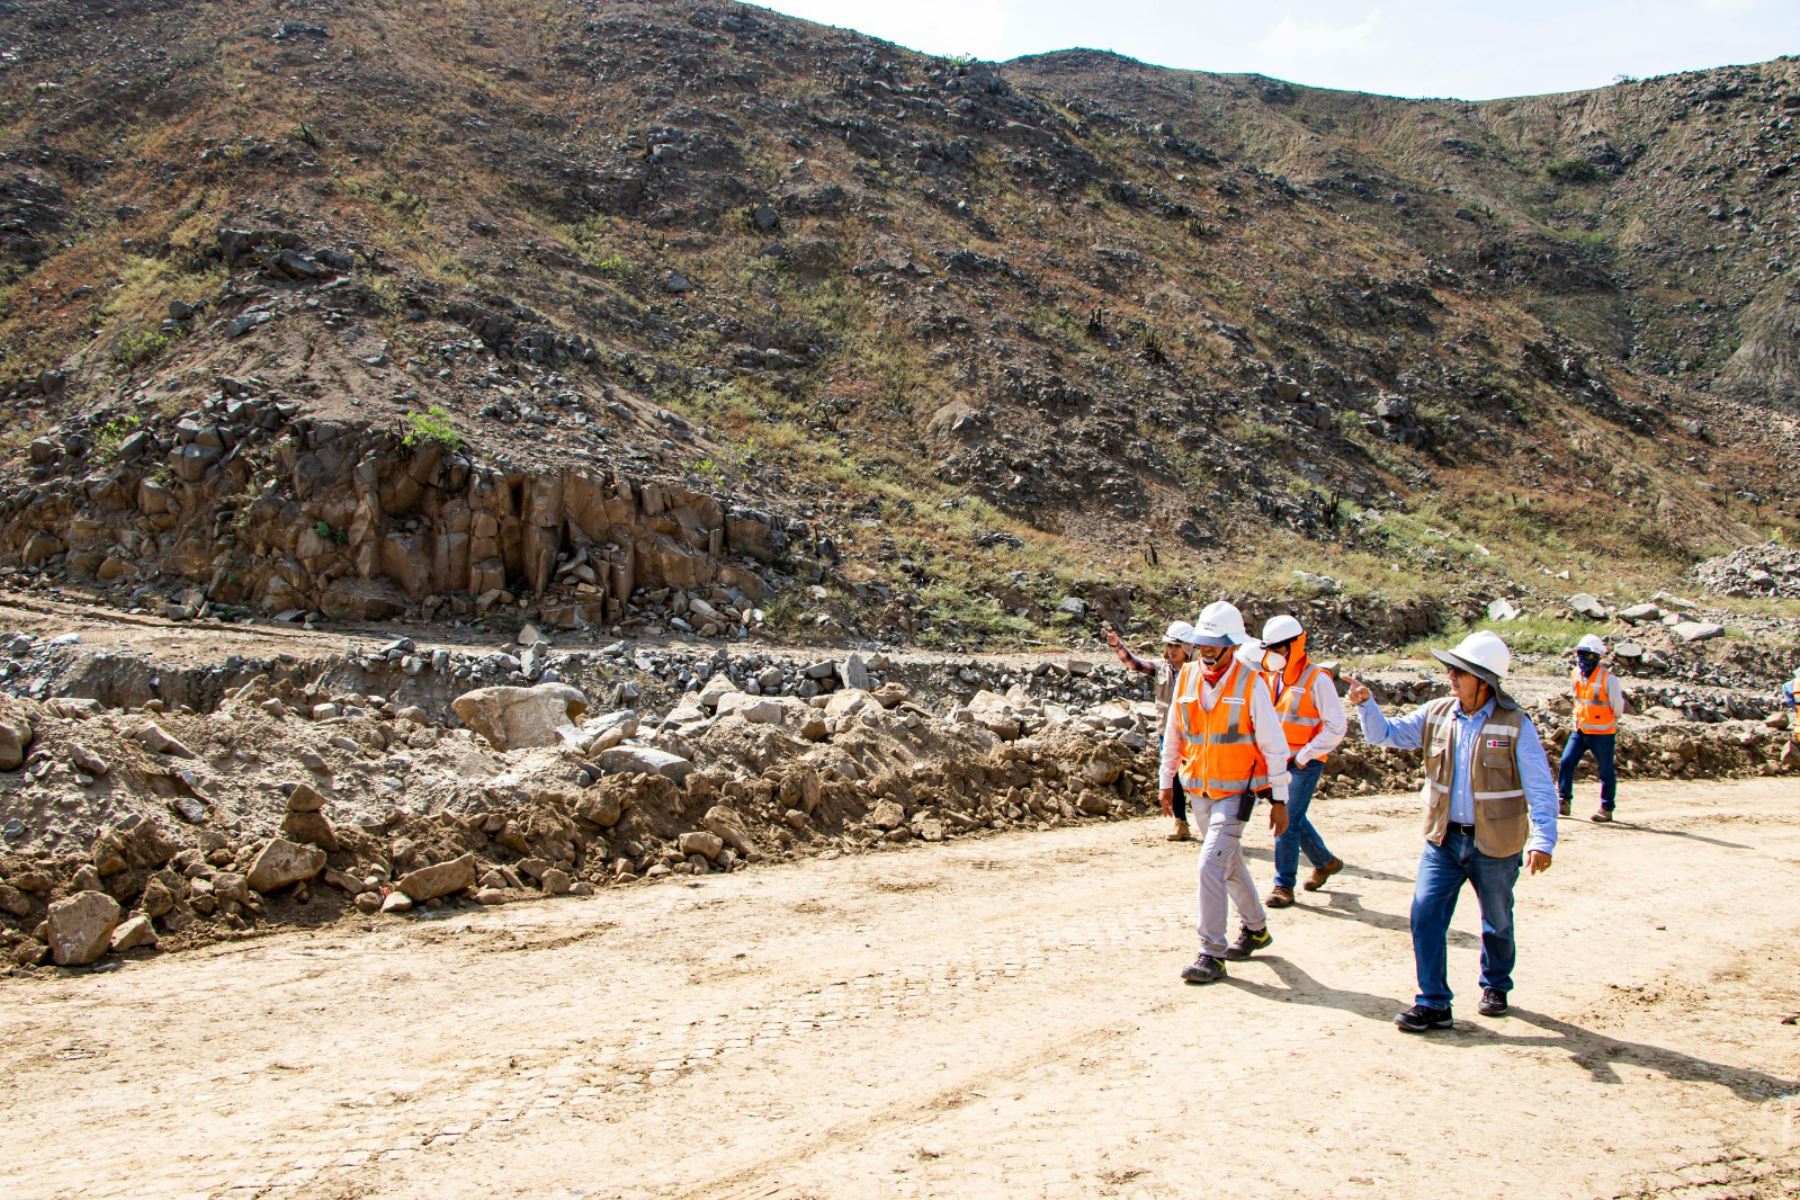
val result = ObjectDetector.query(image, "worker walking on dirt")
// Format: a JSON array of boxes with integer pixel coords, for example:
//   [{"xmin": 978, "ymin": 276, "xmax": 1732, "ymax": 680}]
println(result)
[
  {"xmin": 1259, "ymin": 615, "xmax": 1348, "ymax": 909},
  {"xmin": 1109, "ymin": 620, "xmax": 1198, "ymax": 840},
  {"xmin": 1160, "ymin": 601, "xmax": 1290, "ymax": 985},
  {"xmin": 1782, "ymin": 666, "xmax": 1800, "ymax": 770},
  {"xmin": 1559, "ymin": 634, "xmax": 1626, "ymax": 823},
  {"xmin": 1345, "ymin": 631, "xmax": 1558, "ymax": 1032}
]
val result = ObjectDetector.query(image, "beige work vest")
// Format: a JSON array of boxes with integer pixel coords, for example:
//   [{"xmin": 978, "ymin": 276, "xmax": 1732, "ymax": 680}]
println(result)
[{"xmin": 1420, "ymin": 697, "xmax": 1530, "ymax": 858}]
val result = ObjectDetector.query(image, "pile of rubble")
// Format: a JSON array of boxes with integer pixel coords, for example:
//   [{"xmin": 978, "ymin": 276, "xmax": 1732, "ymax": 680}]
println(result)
[{"xmin": 1692, "ymin": 543, "xmax": 1800, "ymax": 600}]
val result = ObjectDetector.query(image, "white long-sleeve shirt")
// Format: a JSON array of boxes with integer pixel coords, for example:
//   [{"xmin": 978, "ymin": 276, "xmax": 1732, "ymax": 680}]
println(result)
[
  {"xmin": 1159, "ymin": 662, "xmax": 1291, "ymax": 802},
  {"xmin": 1281, "ymin": 665, "xmax": 1348, "ymax": 766}
]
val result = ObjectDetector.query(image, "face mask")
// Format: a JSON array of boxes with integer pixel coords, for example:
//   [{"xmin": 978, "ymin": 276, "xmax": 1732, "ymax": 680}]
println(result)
[{"xmin": 1577, "ymin": 653, "xmax": 1600, "ymax": 672}]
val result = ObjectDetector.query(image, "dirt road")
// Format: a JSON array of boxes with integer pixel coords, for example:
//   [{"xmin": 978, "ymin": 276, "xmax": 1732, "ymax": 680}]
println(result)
[{"xmin": 3, "ymin": 779, "xmax": 1796, "ymax": 1200}]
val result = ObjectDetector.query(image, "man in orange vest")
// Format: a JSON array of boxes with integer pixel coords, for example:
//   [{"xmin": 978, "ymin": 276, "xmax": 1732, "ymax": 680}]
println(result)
[
  {"xmin": 1259, "ymin": 615, "xmax": 1348, "ymax": 909},
  {"xmin": 1160, "ymin": 601, "xmax": 1291, "ymax": 985},
  {"xmin": 1558, "ymin": 634, "xmax": 1626, "ymax": 823}
]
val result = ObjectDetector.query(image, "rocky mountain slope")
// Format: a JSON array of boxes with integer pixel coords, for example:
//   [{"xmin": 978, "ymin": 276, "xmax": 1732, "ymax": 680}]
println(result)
[{"xmin": 0, "ymin": 0, "xmax": 1795, "ymax": 648}]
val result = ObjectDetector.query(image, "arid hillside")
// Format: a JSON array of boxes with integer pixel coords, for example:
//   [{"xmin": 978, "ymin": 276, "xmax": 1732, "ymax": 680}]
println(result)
[{"xmin": 0, "ymin": 0, "xmax": 1795, "ymax": 646}]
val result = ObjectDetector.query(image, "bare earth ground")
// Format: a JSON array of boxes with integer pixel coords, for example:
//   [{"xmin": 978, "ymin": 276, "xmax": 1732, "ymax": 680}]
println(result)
[{"xmin": 2, "ymin": 779, "xmax": 1797, "ymax": 1200}]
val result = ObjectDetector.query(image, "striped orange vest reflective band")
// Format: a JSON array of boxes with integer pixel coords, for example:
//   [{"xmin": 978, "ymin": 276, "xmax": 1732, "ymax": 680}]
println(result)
[
  {"xmin": 1174, "ymin": 659, "xmax": 1272, "ymax": 800},
  {"xmin": 1276, "ymin": 662, "xmax": 1329, "ymax": 763},
  {"xmin": 1572, "ymin": 665, "xmax": 1617, "ymax": 735}
]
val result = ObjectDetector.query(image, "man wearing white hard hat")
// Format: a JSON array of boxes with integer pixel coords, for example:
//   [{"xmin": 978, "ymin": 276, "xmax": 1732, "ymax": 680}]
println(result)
[
  {"xmin": 1108, "ymin": 620, "xmax": 1198, "ymax": 840},
  {"xmin": 1558, "ymin": 634, "xmax": 1627, "ymax": 823},
  {"xmin": 1346, "ymin": 630, "xmax": 1558, "ymax": 1032},
  {"xmin": 1258, "ymin": 615, "xmax": 1349, "ymax": 909},
  {"xmin": 1781, "ymin": 666, "xmax": 1800, "ymax": 769},
  {"xmin": 1160, "ymin": 600, "xmax": 1292, "ymax": 985}
]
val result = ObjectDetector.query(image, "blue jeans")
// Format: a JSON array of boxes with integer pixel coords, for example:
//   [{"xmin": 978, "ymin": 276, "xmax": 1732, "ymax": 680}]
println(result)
[
  {"xmin": 1272, "ymin": 761, "xmax": 1333, "ymax": 889},
  {"xmin": 1557, "ymin": 730, "xmax": 1617, "ymax": 809},
  {"xmin": 1410, "ymin": 828, "xmax": 1521, "ymax": 1010}
]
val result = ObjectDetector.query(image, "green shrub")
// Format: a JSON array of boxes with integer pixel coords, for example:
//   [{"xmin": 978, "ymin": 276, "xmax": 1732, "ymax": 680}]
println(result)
[
  {"xmin": 113, "ymin": 325, "xmax": 184, "ymax": 369},
  {"xmin": 1546, "ymin": 159, "xmax": 1599, "ymax": 184},
  {"xmin": 93, "ymin": 414, "xmax": 141, "ymax": 460},
  {"xmin": 402, "ymin": 405, "xmax": 462, "ymax": 453}
]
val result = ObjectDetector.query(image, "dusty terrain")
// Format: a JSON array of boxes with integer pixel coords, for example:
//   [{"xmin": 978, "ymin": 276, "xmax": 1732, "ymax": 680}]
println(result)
[{"xmin": 2, "ymin": 777, "xmax": 1795, "ymax": 1200}]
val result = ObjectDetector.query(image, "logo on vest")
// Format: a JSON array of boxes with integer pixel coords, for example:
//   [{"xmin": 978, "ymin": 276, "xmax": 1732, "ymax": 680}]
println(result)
[{"xmin": 1484, "ymin": 736, "xmax": 1511, "ymax": 750}]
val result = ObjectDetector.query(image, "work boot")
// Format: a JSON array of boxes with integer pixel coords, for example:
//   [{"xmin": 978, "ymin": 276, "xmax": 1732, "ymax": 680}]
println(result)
[
  {"xmin": 1478, "ymin": 987, "xmax": 1509, "ymax": 1017},
  {"xmin": 1558, "ymin": 798, "xmax": 1572, "ymax": 817},
  {"xmin": 1180, "ymin": 954, "xmax": 1227, "ymax": 985},
  {"xmin": 1222, "ymin": 924, "xmax": 1272, "ymax": 961},
  {"xmin": 1302, "ymin": 857, "xmax": 1343, "ymax": 892},
  {"xmin": 1590, "ymin": 807, "xmax": 1614, "ymax": 823},
  {"xmin": 1394, "ymin": 1004, "xmax": 1453, "ymax": 1033},
  {"xmin": 1266, "ymin": 885, "xmax": 1295, "ymax": 909},
  {"xmin": 1166, "ymin": 819, "xmax": 1191, "ymax": 842}
]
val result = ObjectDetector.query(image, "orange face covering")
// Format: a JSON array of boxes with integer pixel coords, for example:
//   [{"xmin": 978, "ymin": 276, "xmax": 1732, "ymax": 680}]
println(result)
[{"xmin": 1280, "ymin": 632, "xmax": 1309, "ymax": 690}]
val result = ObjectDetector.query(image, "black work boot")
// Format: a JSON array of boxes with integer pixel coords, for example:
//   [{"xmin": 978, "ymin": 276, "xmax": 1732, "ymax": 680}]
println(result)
[{"xmin": 1222, "ymin": 924, "xmax": 1272, "ymax": 961}]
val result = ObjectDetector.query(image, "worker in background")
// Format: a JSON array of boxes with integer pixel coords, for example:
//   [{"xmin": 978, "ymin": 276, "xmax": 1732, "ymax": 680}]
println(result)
[
  {"xmin": 1558, "ymin": 634, "xmax": 1626, "ymax": 823},
  {"xmin": 1108, "ymin": 620, "xmax": 1198, "ymax": 840},
  {"xmin": 1782, "ymin": 665, "xmax": 1800, "ymax": 770},
  {"xmin": 1346, "ymin": 631, "xmax": 1558, "ymax": 1032},
  {"xmin": 1259, "ymin": 615, "xmax": 1348, "ymax": 909},
  {"xmin": 1161, "ymin": 601, "xmax": 1290, "ymax": 985}
]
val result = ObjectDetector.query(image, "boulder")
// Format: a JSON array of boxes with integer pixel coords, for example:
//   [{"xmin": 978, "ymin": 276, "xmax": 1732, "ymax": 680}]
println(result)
[
  {"xmin": 598, "ymin": 745, "xmax": 695, "ymax": 782},
  {"xmin": 280, "ymin": 809, "xmax": 339, "ymax": 852},
  {"xmin": 678, "ymin": 831, "xmax": 726, "ymax": 860},
  {"xmin": 395, "ymin": 853, "xmax": 476, "ymax": 902},
  {"xmin": 1567, "ymin": 593, "xmax": 1609, "ymax": 620},
  {"xmin": 109, "ymin": 915, "xmax": 158, "ymax": 953},
  {"xmin": 451, "ymin": 683, "xmax": 588, "ymax": 750},
  {"xmin": 715, "ymin": 692, "xmax": 784, "ymax": 724},
  {"xmin": 824, "ymin": 689, "xmax": 878, "ymax": 719},
  {"xmin": 68, "ymin": 743, "xmax": 109, "ymax": 777},
  {"xmin": 245, "ymin": 838, "xmax": 327, "ymax": 892},
  {"xmin": 47, "ymin": 891, "xmax": 121, "ymax": 966},
  {"xmin": 1485, "ymin": 598, "xmax": 1520, "ymax": 622},
  {"xmin": 697, "ymin": 673, "xmax": 739, "ymax": 711},
  {"xmin": 134, "ymin": 722, "xmax": 196, "ymax": 758},
  {"xmin": 1620, "ymin": 603, "xmax": 1662, "ymax": 624},
  {"xmin": 285, "ymin": 782, "xmax": 327, "ymax": 812},
  {"xmin": 837, "ymin": 654, "xmax": 870, "ymax": 690},
  {"xmin": 703, "ymin": 805, "xmax": 758, "ymax": 858},
  {"xmin": 869, "ymin": 800, "xmax": 906, "ymax": 831},
  {"xmin": 1672, "ymin": 621, "xmax": 1725, "ymax": 643},
  {"xmin": 0, "ymin": 717, "xmax": 33, "ymax": 771}
]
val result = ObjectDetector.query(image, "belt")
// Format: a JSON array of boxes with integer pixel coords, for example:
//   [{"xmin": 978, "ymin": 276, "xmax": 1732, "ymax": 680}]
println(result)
[{"xmin": 1445, "ymin": 821, "xmax": 1477, "ymax": 837}]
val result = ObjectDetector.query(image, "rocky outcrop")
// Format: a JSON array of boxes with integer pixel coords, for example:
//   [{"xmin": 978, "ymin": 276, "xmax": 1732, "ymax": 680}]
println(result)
[{"xmin": 0, "ymin": 402, "xmax": 798, "ymax": 633}]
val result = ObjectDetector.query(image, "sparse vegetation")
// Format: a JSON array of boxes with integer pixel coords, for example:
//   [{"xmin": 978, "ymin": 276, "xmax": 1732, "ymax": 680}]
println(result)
[{"xmin": 402, "ymin": 406, "xmax": 462, "ymax": 453}]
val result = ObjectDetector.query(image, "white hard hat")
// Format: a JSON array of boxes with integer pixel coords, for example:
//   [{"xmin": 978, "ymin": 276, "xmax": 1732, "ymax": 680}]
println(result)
[
  {"xmin": 1191, "ymin": 600, "xmax": 1249, "ymax": 647},
  {"xmin": 1575, "ymin": 634, "xmax": 1607, "ymax": 655},
  {"xmin": 1163, "ymin": 620, "xmax": 1196, "ymax": 644},
  {"xmin": 1262, "ymin": 614, "xmax": 1304, "ymax": 644},
  {"xmin": 1431, "ymin": 630, "xmax": 1512, "ymax": 698}
]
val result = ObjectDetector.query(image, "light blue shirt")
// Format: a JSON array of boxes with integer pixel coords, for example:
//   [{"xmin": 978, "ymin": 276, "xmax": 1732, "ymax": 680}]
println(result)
[{"xmin": 1357, "ymin": 696, "xmax": 1559, "ymax": 857}]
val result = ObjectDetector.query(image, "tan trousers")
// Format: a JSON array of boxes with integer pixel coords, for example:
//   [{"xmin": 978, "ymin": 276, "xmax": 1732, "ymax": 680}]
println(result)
[{"xmin": 1196, "ymin": 796, "xmax": 1267, "ymax": 957}]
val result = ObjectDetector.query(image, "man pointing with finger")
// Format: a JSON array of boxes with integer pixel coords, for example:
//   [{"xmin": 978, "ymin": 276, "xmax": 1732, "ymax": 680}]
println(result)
[{"xmin": 1346, "ymin": 631, "xmax": 1558, "ymax": 1033}]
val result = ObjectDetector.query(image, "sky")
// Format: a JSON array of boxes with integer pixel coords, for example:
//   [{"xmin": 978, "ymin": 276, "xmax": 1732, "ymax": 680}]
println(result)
[{"xmin": 749, "ymin": 0, "xmax": 1798, "ymax": 100}]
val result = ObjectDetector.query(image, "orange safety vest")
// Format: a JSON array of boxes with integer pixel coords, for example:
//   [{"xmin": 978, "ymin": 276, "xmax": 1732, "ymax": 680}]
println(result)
[
  {"xmin": 1572, "ymin": 665, "xmax": 1617, "ymax": 735},
  {"xmin": 1174, "ymin": 659, "xmax": 1272, "ymax": 799},
  {"xmin": 1276, "ymin": 661, "xmax": 1330, "ymax": 763}
]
